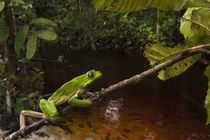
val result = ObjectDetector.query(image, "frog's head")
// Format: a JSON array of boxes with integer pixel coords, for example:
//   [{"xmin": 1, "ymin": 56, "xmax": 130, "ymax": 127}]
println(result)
[{"xmin": 80, "ymin": 70, "xmax": 102, "ymax": 87}]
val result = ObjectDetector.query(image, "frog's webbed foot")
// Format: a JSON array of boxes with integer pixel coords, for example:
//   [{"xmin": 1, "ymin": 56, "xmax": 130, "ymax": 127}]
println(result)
[{"xmin": 19, "ymin": 110, "xmax": 45, "ymax": 130}]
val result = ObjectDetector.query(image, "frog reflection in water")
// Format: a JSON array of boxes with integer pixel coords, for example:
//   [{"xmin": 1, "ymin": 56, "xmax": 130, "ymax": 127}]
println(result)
[{"xmin": 19, "ymin": 70, "xmax": 102, "ymax": 130}]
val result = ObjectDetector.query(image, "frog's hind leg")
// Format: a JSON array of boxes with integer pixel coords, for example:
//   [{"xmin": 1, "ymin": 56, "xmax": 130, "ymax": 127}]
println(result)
[
  {"xmin": 20, "ymin": 110, "xmax": 45, "ymax": 129},
  {"xmin": 68, "ymin": 95, "xmax": 92, "ymax": 107}
]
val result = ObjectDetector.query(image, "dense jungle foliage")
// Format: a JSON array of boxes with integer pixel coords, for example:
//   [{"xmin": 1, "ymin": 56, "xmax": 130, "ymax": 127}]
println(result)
[
  {"xmin": 0, "ymin": 0, "xmax": 182, "ymax": 124},
  {"xmin": 33, "ymin": 0, "xmax": 180, "ymax": 51},
  {"xmin": 0, "ymin": 0, "xmax": 209, "ymax": 136}
]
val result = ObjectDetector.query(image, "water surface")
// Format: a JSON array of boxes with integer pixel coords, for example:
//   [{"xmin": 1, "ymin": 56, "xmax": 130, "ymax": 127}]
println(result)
[{"xmin": 40, "ymin": 49, "xmax": 210, "ymax": 140}]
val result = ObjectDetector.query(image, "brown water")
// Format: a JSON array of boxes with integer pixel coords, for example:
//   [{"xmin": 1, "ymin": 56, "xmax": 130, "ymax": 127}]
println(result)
[{"xmin": 40, "ymin": 49, "xmax": 210, "ymax": 140}]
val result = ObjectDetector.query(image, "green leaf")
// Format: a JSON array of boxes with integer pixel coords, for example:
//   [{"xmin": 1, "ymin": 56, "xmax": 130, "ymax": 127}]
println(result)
[
  {"xmin": 35, "ymin": 30, "xmax": 57, "ymax": 40},
  {"xmin": 92, "ymin": 0, "xmax": 210, "ymax": 12},
  {"xmin": 26, "ymin": 34, "xmax": 37, "ymax": 59},
  {"xmin": 180, "ymin": 8, "xmax": 210, "ymax": 43},
  {"xmin": 14, "ymin": 25, "xmax": 29, "ymax": 57},
  {"xmin": 0, "ymin": 1, "xmax": 5, "ymax": 12},
  {"xmin": 143, "ymin": 43, "xmax": 201, "ymax": 80},
  {"xmin": 0, "ymin": 18, "xmax": 9, "ymax": 41},
  {"xmin": 180, "ymin": 8, "xmax": 198, "ymax": 39},
  {"xmin": 204, "ymin": 65, "xmax": 210, "ymax": 125},
  {"xmin": 158, "ymin": 54, "xmax": 201, "ymax": 80},
  {"xmin": 0, "ymin": 85, "xmax": 6, "ymax": 96},
  {"xmin": 144, "ymin": 43, "xmax": 188, "ymax": 66},
  {"xmin": 0, "ymin": 58, "xmax": 5, "ymax": 72},
  {"xmin": 30, "ymin": 18, "xmax": 57, "ymax": 27}
]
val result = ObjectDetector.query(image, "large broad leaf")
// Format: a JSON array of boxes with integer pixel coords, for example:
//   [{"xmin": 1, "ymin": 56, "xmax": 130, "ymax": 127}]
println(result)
[
  {"xmin": 180, "ymin": 8, "xmax": 210, "ymax": 43},
  {"xmin": 0, "ymin": 18, "xmax": 9, "ymax": 41},
  {"xmin": 0, "ymin": 58, "xmax": 5, "ymax": 72},
  {"xmin": 26, "ymin": 34, "xmax": 37, "ymax": 59},
  {"xmin": 35, "ymin": 30, "xmax": 57, "ymax": 41},
  {"xmin": 143, "ymin": 43, "xmax": 201, "ymax": 80},
  {"xmin": 144, "ymin": 43, "xmax": 184, "ymax": 66},
  {"xmin": 180, "ymin": 8, "xmax": 199, "ymax": 39},
  {"xmin": 14, "ymin": 25, "xmax": 29, "ymax": 57},
  {"xmin": 0, "ymin": 1, "xmax": 5, "ymax": 12},
  {"xmin": 92, "ymin": 0, "xmax": 210, "ymax": 12},
  {"xmin": 204, "ymin": 65, "xmax": 210, "ymax": 125},
  {"xmin": 158, "ymin": 54, "xmax": 200, "ymax": 80},
  {"xmin": 30, "ymin": 18, "xmax": 57, "ymax": 27}
]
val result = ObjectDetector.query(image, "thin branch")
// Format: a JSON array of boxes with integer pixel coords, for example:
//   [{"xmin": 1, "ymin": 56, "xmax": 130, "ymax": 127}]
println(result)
[
  {"xmin": 8, "ymin": 48, "xmax": 210, "ymax": 140},
  {"xmin": 154, "ymin": 43, "xmax": 210, "ymax": 66}
]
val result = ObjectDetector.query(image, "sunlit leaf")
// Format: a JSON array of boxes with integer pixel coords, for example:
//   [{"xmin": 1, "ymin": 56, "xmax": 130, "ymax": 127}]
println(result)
[
  {"xmin": 35, "ymin": 30, "xmax": 57, "ymax": 40},
  {"xmin": 0, "ymin": 58, "xmax": 5, "ymax": 72},
  {"xmin": 0, "ymin": 18, "xmax": 9, "ymax": 41},
  {"xmin": 180, "ymin": 8, "xmax": 210, "ymax": 43},
  {"xmin": 158, "ymin": 54, "xmax": 201, "ymax": 80},
  {"xmin": 0, "ymin": 1, "xmax": 5, "ymax": 12},
  {"xmin": 144, "ymin": 43, "xmax": 188, "ymax": 66},
  {"xmin": 92, "ymin": 0, "xmax": 210, "ymax": 12},
  {"xmin": 26, "ymin": 34, "xmax": 37, "ymax": 59},
  {"xmin": 30, "ymin": 18, "xmax": 57, "ymax": 27},
  {"xmin": 143, "ymin": 43, "xmax": 201, "ymax": 80},
  {"xmin": 180, "ymin": 8, "xmax": 198, "ymax": 39},
  {"xmin": 14, "ymin": 25, "xmax": 29, "ymax": 57},
  {"xmin": 204, "ymin": 65, "xmax": 210, "ymax": 125}
]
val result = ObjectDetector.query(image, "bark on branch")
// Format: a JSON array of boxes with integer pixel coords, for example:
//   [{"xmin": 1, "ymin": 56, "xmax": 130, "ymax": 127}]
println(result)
[{"xmin": 8, "ymin": 48, "xmax": 210, "ymax": 140}]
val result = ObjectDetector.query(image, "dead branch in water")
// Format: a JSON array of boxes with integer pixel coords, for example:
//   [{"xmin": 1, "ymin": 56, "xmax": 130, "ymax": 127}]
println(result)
[{"xmin": 8, "ymin": 48, "xmax": 210, "ymax": 140}]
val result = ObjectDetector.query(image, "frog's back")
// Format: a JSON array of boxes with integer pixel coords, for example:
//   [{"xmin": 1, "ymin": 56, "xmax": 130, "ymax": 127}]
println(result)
[
  {"xmin": 48, "ymin": 75, "xmax": 84, "ymax": 101},
  {"xmin": 48, "ymin": 70, "xmax": 102, "ymax": 102}
]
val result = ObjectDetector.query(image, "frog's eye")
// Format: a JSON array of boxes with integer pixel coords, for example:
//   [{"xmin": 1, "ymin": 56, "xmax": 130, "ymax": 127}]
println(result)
[{"xmin": 88, "ymin": 72, "xmax": 94, "ymax": 78}]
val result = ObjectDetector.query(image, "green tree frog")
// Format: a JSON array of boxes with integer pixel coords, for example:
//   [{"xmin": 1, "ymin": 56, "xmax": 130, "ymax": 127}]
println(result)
[{"xmin": 19, "ymin": 70, "xmax": 102, "ymax": 130}]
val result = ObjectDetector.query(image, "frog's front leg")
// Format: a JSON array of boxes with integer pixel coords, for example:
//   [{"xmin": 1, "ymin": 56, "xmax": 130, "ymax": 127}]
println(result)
[{"xmin": 68, "ymin": 94, "xmax": 92, "ymax": 107}]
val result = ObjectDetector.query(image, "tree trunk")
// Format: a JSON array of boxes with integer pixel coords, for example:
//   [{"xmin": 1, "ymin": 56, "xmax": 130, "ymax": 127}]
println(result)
[{"xmin": 4, "ymin": 0, "xmax": 17, "ymax": 117}]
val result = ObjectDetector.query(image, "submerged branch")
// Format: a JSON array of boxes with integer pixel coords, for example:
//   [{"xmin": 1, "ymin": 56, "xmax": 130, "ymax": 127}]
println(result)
[{"xmin": 8, "ymin": 48, "xmax": 210, "ymax": 140}]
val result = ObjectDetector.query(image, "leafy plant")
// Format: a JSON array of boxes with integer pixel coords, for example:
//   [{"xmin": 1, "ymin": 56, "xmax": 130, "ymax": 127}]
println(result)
[
  {"xmin": 144, "ymin": 43, "xmax": 201, "ymax": 80},
  {"xmin": 0, "ymin": 0, "xmax": 57, "ymax": 118},
  {"xmin": 34, "ymin": 0, "xmax": 176, "ymax": 50},
  {"xmin": 14, "ymin": 92, "xmax": 39, "ymax": 114},
  {"xmin": 180, "ymin": 7, "xmax": 210, "ymax": 43},
  {"xmin": 15, "ymin": 25, "xmax": 29, "ymax": 57},
  {"xmin": 92, "ymin": 0, "xmax": 210, "ymax": 124},
  {"xmin": 14, "ymin": 17, "xmax": 57, "ymax": 59}
]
